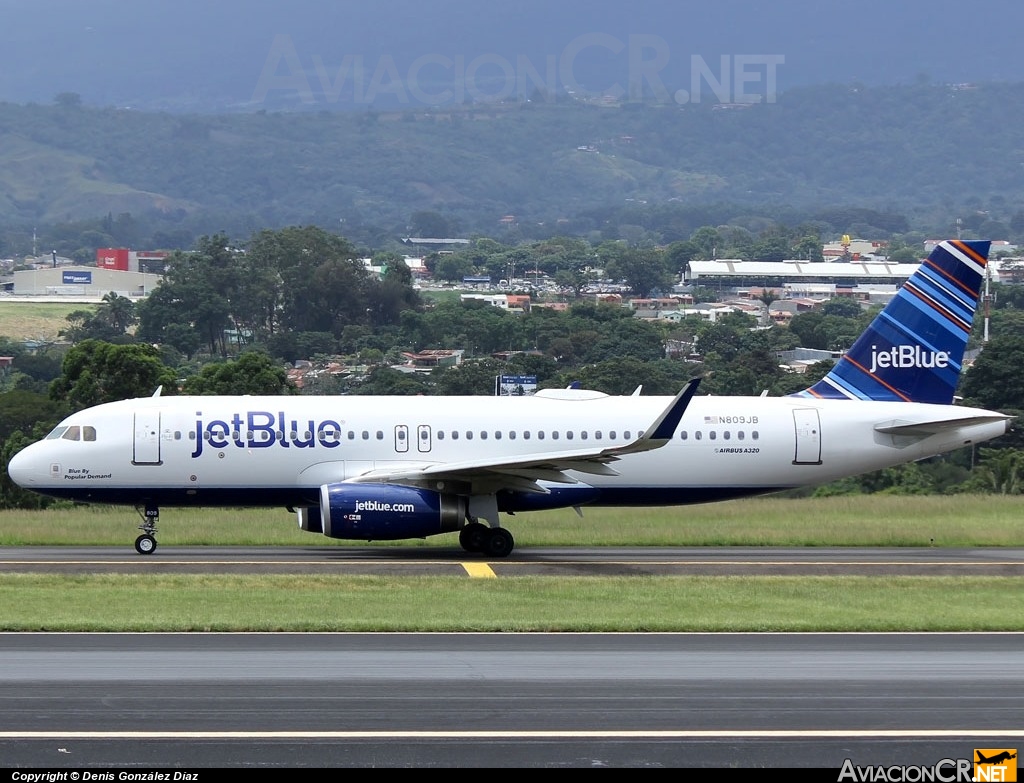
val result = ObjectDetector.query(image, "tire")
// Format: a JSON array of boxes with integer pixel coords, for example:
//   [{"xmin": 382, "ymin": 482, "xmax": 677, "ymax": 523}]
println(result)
[
  {"xmin": 459, "ymin": 522, "xmax": 488, "ymax": 553},
  {"xmin": 135, "ymin": 534, "xmax": 157, "ymax": 555},
  {"xmin": 483, "ymin": 527, "xmax": 514, "ymax": 558}
]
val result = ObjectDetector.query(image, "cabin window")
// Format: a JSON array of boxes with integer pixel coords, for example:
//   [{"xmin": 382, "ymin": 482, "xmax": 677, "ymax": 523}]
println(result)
[
  {"xmin": 538, "ymin": 431, "xmax": 545, "ymax": 440},
  {"xmin": 508, "ymin": 431, "xmax": 516, "ymax": 440},
  {"xmin": 494, "ymin": 431, "xmax": 502, "ymax": 440},
  {"xmin": 347, "ymin": 431, "xmax": 355, "ymax": 440},
  {"xmin": 624, "ymin": 431, "xmax": 631, "ymax": 440},
  {"xmin": 437, "ymin": 431, "xmax": 445, "ymax": 440},
  {"xmin": 361, "ymin": 431, "xmax": 369, "ymax": 440},
  {"xmin": 680, "ymin": 431, "xmax": 687, "ymax": 440},
  {"xmin": 595, "ymin": 430, "xmax": 603, "ymax": 439},
  {"xmin": 695, "ymin": 431, "xmax": 702, "ymax": 440},
  {"xmin": 523, "ymin": 431, "xmax": 530, "ymax": 440},
  {"xmin": 376, "ymin": 431, "xmax": 384, "ymax": 440},
  {"xmin": 451, "ymin": 431, "xmax": 459, "ymax": 440},
  {"xmin": 723, "ymin": 431, "xmax": 731, "ymax": 440},
  {"xmin": 738, "ymin": 431, "xmax": 745, "ymax": 441},
  {"xmin": 551, "ymin": 431, "xmax": 559, "ymax": 440},
  {"xmin": 466, "ymin": 431, "xmax": 473, "ymax": 440},
  {"xmin": 580, "ymin": 431, "xmax": 587, "ymax": 440},
  {"xmin": 480, "ymin": 431, "xmax": 488, "ymax": 440},
  {"xmin": 709, "ymin": 431, "xmax": 717, "ymax": 440},
  {"xmin": 752, "ymin": 431, "xmax": 759, "ymax": 440},
  {"xmin": 609, "ymin": 431, "xmax": 617, "ymax": 440}
]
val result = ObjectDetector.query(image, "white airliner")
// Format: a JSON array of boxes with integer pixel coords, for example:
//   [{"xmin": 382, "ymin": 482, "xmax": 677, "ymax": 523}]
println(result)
[{"xmin": 7, "ymin": 239, "xmax": 1011, "ymax": 557}]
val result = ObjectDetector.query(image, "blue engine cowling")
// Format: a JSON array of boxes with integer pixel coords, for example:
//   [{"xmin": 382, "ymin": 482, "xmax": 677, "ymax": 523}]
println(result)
[{"xmin": 317, "ymin": 483, "xmax": 466, "ymax": 541}]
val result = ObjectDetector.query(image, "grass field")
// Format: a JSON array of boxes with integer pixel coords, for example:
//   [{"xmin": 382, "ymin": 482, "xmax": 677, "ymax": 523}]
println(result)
[
  {"xmin": 0, "ymin": 300, "xmax": 91, "ymax": 342},
  {"xmin": 1, "ymin": 495, "xmax": 1023, "ymax": 632},
  {"xmin": 2, "ymin": 494, "xmax": 1022, "ymax": 548}
]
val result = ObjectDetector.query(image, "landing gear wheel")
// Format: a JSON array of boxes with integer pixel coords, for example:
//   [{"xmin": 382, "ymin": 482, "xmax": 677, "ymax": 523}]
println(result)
[
  {"xmin": 134, "ymin": 504, "xmax": 159, "ymax": 555},
  {"xmin": 483, "ymin": 527, "xmax": 514, "ymax": 558},
  {"xmin": 459, "ymin": 522, "xmax": 489, "ymax": 553}
]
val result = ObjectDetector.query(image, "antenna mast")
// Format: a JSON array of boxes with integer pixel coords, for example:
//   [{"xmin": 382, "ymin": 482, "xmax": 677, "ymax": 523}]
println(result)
[{"xmin": 983, "ymin": 258, "xmax": 993, "ymax": 343}]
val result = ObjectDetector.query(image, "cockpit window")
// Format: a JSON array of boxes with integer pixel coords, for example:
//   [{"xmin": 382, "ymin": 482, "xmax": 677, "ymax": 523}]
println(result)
[
  {"xmin": 83, "ymin": 426, "xmax": 96, "ymax": 442},
  {"xmin": 45, "ymin": 426, "xmax": 69, "ymax": 440},
  {"xmin": 61, "ymin": 426, "xmax": 81, "ymax": 441}
]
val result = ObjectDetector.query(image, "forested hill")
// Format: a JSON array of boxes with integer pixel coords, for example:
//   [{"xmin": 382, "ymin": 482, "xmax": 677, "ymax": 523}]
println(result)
[{"xmin": 1, "ymin": 81, "xmax": 1022, "ymax": 237}]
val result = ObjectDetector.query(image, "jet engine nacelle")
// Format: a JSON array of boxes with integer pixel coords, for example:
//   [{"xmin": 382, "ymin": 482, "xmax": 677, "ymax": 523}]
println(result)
[{"xmin": 318, "ymin": 483, "xmax": 466, "ymax": 541}]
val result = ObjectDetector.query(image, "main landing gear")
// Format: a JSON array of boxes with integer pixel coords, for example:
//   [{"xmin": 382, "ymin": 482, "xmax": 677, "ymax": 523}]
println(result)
[
  {"xmin": 459, "ymin": 521, "xmax": 514, "ymax": 558},
  {"xmin": 134, "ymin": 504, "xmax": 159, "ymax": 555},
  {"xmin": 460, "ymin": 495, "xmax": 514, "ymax": 557}
]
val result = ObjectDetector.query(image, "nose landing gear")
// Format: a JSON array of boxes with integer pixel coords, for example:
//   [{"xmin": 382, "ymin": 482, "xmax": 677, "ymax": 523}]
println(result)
[{"xmin": 134, "ymin": 504, "xmax": 159, "ymax": 555}]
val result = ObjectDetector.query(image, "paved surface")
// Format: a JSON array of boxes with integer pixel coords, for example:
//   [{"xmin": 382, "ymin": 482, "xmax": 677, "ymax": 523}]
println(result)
[{"xmin": 0, "ymin": 632, "xmax": 1020, "ymax": 768}]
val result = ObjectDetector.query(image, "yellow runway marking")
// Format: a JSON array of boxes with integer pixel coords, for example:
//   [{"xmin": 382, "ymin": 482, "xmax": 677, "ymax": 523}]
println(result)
[{"xmin": 461, "ymin": 562, "xmax": 497, "ymax": 577}]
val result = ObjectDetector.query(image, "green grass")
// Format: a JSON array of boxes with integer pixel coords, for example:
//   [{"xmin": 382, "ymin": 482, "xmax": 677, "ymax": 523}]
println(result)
[
  {"xmin": 2, "ymin": 494, "xmax": 1022, "ymax": 548},
  {"xmin": 2, "ymin": 495, "xmax": 1023, "ymax": 632},
  {"xmin": 1, "ymin": 574, "xmax": 1022, "ymax": 632},
  {"xmin": 0, "ymin": 300, "xmax": 91, "ymax": 342}
]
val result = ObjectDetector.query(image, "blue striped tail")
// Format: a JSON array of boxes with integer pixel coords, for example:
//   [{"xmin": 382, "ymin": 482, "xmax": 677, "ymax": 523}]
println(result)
[{"xmin": 791, "ymin": 239, "xmax": 990, "ymax": 404}]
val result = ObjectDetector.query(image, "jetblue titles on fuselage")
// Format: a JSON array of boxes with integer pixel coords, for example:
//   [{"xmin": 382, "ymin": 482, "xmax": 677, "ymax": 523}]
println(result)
[{"xmin": 191, "ymin": 410, "xmax": 343, "ymax": 458}]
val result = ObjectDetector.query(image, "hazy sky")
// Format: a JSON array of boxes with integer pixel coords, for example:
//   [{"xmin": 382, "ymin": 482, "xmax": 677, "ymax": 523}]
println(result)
[{"xmin": 0, "ymin": 0, "xmax": 1020, "ymax": 110}]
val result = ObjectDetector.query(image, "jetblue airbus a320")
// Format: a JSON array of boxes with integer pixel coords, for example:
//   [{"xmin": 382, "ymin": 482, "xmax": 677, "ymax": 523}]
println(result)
[{"xmin": 8, "ymin": 240, "xmax": 1010, "ymax": 557}]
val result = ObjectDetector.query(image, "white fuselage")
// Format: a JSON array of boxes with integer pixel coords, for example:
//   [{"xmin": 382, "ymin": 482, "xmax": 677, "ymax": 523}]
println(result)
[{"xmin": 8, "ymin": 391, "xmax": 1009, "ymax": 512}]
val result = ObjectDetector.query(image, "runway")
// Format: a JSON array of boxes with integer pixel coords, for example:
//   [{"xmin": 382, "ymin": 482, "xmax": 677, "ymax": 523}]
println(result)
[
  {"xmin": 1, "ymin": 547, "xmax": 1021, "ymax": 768},
  {"xmin": 2, "ymin": 545, "xmax": 1024, "ymax": 575},
  {"xmin": 0, "ymin": 632, "xmax": 1021, "ymax": 768}
]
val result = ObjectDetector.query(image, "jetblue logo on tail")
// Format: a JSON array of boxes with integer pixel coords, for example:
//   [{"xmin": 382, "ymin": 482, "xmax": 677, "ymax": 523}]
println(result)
[
  {"xmin": 868, "ymin": 345, "xmax": 951, "ymax": 374},
  {"xmin": 793, "ymin": 239, "xmax": 990, "ymax": 404}
]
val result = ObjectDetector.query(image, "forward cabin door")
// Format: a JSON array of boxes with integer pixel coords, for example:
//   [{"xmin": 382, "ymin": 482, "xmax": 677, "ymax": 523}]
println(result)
[
  {"xmin": 133, "ymin": 410, "xmax": 162, "ymax": 465},
  {"xmin": 792, "ymin": 408, "xmax": 822, "ymax": 465}
]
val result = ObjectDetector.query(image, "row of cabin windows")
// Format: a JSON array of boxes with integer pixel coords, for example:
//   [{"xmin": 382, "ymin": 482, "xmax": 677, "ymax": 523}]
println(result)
[
  {"xmin": 187, "ymin": 428, "xmax": 761, "ymax": 443},
  {"xmin": 47, "ymin": 425, "xmax": 762, "ymax": 444}
]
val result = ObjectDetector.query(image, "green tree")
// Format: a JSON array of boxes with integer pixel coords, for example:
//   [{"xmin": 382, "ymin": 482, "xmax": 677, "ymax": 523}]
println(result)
[
  {"xmin": 604, "ymin": 248, "xmax": 672, "ymax": 298},
  {"xmin": 49, "ymin": 340, "xmax": 178, "ymax": 410},
  {"xmin": 960, "ymin": 334, "xmax": 1024, "ymax": 410},
  {"xmin": 136, "ymin": 234, "xmax": 239, "ymax": 356},
  {"xmin": 181, "ymin": 351, "xmax": 296, "ymax": 395}
]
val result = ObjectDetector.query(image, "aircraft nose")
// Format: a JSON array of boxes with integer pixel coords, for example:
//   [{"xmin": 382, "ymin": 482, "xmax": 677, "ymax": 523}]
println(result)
[{"xmin": 7, "ymin": 446, "xmax": 42, "ymax": 487}]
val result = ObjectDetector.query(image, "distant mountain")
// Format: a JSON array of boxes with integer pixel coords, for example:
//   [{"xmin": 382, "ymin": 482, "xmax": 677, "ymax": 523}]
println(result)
[
  {"xmin": 0, "ymin": 81, "xmax": 1021, "ymax": 238},
  {"xmin": 0, "ymin": 0, "xmax": 1022, "ymax": 112}
]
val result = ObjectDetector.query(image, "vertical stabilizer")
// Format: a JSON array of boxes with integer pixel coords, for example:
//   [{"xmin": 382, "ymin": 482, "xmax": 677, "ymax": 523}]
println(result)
[{"xmin": 792, "ymin": 239, "xmax": 990, "ymax": 404}]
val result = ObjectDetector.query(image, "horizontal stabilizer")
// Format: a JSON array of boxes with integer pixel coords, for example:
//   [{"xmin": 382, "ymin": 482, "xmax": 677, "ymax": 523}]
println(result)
[{"xmin": 874, "ymin": 414, "xmax": 1011, "ymax": 437}]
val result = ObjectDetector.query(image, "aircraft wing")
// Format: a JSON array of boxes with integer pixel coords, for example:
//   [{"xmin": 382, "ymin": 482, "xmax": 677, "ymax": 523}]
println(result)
[{"xmin": 347, "ymin": 378, "xmax": 701, "ymax": 494}]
